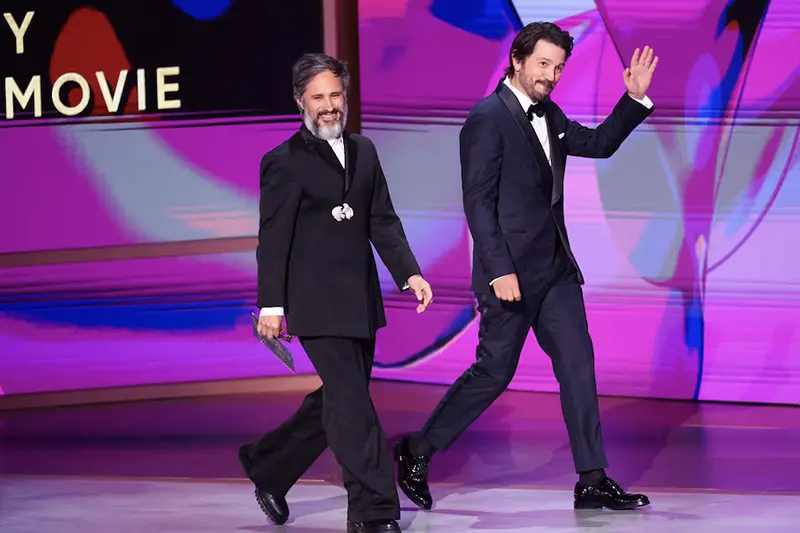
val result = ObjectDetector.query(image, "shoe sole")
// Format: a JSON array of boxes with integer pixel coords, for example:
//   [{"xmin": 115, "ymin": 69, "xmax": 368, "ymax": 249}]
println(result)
[{"xmin": 574, "ymin": 499, "xmax": 650, "ymax": 511}]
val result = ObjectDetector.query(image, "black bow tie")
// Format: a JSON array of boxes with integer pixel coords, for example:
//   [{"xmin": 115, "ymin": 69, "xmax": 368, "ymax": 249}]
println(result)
[{"xmin": 526, "ymin": 104, "xmax": 545, "ymax": 120}]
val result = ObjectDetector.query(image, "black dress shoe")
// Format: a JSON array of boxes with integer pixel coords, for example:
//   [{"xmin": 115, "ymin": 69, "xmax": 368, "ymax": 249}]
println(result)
[
  {"xmin": 574, "ymin": 477, "xmax": 650, "ymax": 510},
  {"xmin": 253, "ymin": 488, "xmax": 290, "ymax": 525},
  {"xmin": 393, "ymin": 436, "xmax": 433, "ymax": 510},
  {"xmin": 238, "ymin": 444, "xmax": 290, "ymax": 524},
  {"xmin": 346, "ymin": 519, "xmax": 401, "ymax": 532}
]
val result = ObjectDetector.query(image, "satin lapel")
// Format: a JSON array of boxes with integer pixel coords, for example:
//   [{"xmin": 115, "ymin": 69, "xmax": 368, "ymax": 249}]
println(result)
[
  {"xmin": 343, "ymin": 132, "xmax": 358, "ymax": 196},
  {"xmin": 543, "ymin": 100, "xmax": 565, "ymax": 206},
  {"xmin": 495, "ymin": 82, "xmax": 552, "ymax": 176}
]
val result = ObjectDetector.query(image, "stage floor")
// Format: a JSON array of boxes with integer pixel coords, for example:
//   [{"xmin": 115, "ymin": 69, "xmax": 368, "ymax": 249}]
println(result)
[{"xmin": 2, "ymin": 379, "xmax": 799, "ymax": 532}]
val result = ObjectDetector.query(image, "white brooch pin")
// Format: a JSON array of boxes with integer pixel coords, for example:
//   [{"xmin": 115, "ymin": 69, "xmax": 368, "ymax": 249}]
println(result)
[{"xmin": 331, "ymin": 203, "xmax": 354, "ymax": 222}]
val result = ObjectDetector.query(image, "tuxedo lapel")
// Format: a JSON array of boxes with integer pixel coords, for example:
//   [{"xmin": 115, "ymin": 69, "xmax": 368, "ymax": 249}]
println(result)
[
  {"xmin": 495, "ymin": 82, "xmax": 552, "ymax": 176},
  {"xmin": 542, "ymin": 100, "xmax": 564, "ymax": 205}
]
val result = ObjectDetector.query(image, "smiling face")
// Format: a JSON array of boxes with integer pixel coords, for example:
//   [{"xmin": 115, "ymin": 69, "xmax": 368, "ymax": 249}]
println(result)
[
  {"xmin": 296, "ymin": 70, "xmax": 347, "ymax": 141},
  {"xmin": 511, "ymin": 39, "xmax": 566, "ymax": 102}
]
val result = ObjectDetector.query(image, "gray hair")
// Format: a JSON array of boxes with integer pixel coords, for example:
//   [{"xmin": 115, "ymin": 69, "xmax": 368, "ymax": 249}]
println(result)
[{"xmin": 292, "ymin": 53, "xmax": 351, "ymax": 102}]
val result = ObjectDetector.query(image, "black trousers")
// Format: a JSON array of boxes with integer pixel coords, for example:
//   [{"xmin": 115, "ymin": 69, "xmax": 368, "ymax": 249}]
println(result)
[
  {"xmin": 239, "ymin": 336, "xmax": 399, "ymax": 523},
  {"xmin": 419, "ymin": 271, "xmax": 608, "ymax": 473}
]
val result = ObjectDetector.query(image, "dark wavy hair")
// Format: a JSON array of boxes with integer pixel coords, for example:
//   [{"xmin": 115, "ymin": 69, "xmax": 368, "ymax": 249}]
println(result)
[
  {"xmin": 504, "ymin": 22, "xmax": 574, "ymax": 78},
  {"xmin": 291, "ymin": 53, "xmax": 351, "ymax": 102}
]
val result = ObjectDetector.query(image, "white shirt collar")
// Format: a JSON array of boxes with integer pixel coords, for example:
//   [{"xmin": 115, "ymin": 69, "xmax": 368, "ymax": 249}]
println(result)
[
  {"xmin": 327, "ymin": 136, "xmax": 343, "ymax": 148},
  {"xmin": 503, "ymin": 77, "xmax": 537, "ymax": 114}
]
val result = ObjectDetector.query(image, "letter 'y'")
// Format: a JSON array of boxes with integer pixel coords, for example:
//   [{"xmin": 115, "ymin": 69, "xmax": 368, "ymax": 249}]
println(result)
[{"xmin": 4, "ymin": 11, "xmax": 35, "ymax": 54}]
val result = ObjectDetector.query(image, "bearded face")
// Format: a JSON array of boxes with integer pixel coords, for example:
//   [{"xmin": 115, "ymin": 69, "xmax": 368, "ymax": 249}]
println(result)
[{"xmin": 297, "ymin": 70, "xmax": 347, "ymax": 140}]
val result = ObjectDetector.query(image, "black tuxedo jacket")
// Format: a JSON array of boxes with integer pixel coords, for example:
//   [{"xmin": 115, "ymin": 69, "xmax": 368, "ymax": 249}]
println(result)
[
  {"xmin": 461, "ymin": 81, "xmax": 653, "ymax": 297},
  {"xmin": 256, "ymin": 126, "xmax": 421, "ymax": 339}
]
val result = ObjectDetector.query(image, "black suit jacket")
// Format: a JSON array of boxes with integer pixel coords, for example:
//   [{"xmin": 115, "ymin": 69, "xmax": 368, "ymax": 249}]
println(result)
[
  {"xmin": 256, "ymin": 126, "xmax": 421, "ymax": 339},
  {"xmin": 461, "ymin": 81, "xmax": 653, "ymax": 297}
]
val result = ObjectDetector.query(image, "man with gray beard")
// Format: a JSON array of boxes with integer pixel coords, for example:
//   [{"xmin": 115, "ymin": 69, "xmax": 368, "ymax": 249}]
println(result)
[{"xmin": 238, "ymin": 53, "xmax": 433, "ymax": 533}]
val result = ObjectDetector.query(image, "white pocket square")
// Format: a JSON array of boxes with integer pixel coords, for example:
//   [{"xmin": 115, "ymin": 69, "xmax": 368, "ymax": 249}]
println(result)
[
  {"xmin": 558, "ymin": 132, "xmax": 565, "ymax": 139},
  {"xmin": 331, "ymin": 202, "xmax": 354, "ymax": 222}
]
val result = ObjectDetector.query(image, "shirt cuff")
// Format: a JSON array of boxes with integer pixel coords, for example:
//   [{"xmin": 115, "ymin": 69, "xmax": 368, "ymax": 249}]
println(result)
[
  {"xmin": 629, "ymin": 94, "xmax": 654, "ymax": 109},
  {"xmin": 259, "ymin": 307, "xmax": 284, "ymax": 317}
]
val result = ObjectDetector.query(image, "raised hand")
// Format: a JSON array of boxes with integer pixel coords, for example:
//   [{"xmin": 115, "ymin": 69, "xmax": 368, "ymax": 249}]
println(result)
[{"xmin": 623, "ymin": 46, "xmax": 658, "ymax": 100}]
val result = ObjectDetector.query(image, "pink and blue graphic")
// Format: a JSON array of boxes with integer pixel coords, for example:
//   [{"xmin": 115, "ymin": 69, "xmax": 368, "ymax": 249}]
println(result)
[
  {"xmin": 1, "ymin": 0, "xmax": 798, "ymax": 406},
  {"xmin": 359, "ymin": 0, "xmax": 800, "ymax": 404},
  {"xmin": 0, "ymin": 0, "xmax": 324, "ymax": 394}
]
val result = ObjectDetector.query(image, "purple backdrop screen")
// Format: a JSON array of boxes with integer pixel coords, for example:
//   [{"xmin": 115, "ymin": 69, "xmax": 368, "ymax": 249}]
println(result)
[
  {"xmin": 2, "ymin": 0, "xmax": 800, "ymax": 406},
  {"xmin": 359, "ymin": 0, "xmax": 800, "ymax": 405}
]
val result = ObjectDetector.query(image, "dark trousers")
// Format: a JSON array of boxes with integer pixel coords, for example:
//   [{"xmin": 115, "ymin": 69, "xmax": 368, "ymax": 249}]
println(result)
[
  {"xmin": 419, "ymin": 272, "xmax": 608, "ymax": 473},
  {"xmin": 239, "ymin": 336, "xmax": 399, "ymax": 522}
]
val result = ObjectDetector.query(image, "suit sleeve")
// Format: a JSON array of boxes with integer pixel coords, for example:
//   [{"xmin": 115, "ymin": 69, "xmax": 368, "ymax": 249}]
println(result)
[
  {"xmin": 256, "ymin": 154, "xmax": 302, "ymax": 308},
  {"xmin": 460, "ymin": 112, "xmax": 515, "ymax": 281},
  {"xmin": 368, "ymin": 144, "xmax": 422, "ymax": 290},
  {"xmin": 560, "ymin": 93, "xmax": 654, "ymax": 158}
]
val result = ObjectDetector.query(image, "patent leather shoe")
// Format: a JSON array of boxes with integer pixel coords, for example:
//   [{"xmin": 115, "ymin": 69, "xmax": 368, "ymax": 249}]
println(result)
[
  {"xmin": 574, "ymin": 477, "xmax": 650, "ymax": 510},
  {"xmin": 393, "ymin": 435, "xmax": 433, "ymax": 510}
]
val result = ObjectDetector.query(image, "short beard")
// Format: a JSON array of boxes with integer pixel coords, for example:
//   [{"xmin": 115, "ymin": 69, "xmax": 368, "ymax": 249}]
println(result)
[
  {"xmin": 528, "ymin": 81, "xmax": 553, "ymax": 103},
  {"xmin": 302, "ymin": 105, "xmax": 348, "ymax": 141},
  {"xmin": 517, "ymin": 74, "xmax": 552, "ymax": 103}
]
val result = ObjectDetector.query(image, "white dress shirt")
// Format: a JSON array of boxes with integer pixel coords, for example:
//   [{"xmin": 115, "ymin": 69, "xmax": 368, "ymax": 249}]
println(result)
[
  {"xmin": 328, "ymin": 136, "xmax": 345, "ymax": 168},
  {"xmin": 260, "ymin": 137, "xmax": 345, "ymax": 317},
  {"xmin": 503, "ymin": 77, "xmax": 552, "ymax": 166},
  {"xmin": 488, "ymin": 78, "xmax": 653, "ymax": 286}
]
